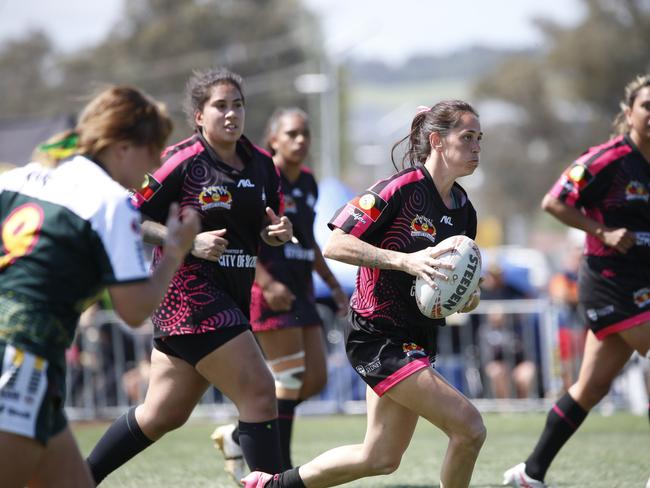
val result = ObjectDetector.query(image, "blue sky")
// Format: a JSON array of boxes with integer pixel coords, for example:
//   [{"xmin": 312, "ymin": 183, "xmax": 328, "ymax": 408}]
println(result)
[{"xmin": 0, "ymin": 0, "xmax": 583, "ymax": 62}]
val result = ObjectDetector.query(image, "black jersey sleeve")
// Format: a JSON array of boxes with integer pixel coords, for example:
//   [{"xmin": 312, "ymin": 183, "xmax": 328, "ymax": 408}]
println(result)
[
  {"xmin": 132, "ymin": 154, "xmax": 187, "ymax": 223},
  {"xmin": 328, "ymin": 178, "xmax": 399, "ymax": 242}
]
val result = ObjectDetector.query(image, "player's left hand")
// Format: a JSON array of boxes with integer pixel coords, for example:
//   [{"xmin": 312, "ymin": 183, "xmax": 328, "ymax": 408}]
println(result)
[
  {"xmin": 263, "ymin": 207, "xmax": 293, "ymax": 245},
  {"xmin": 331, "ymin": 286, "xmax": 349, "ymax": 317}
]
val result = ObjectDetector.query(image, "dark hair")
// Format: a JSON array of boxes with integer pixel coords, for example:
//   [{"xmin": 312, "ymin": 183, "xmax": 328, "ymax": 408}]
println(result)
[
  {"xmin": 35, "ymin": 85, "xmax": 172, "ymax": 164},
  {"xmin": 612, "ymin": 74, "xmax": 650, "ymax": 136},
  {"xmin": 183, "ymin": 67, "xmax": 245, "ymax": 129},
  {"xmin": 391, "ymin": 100, "xmax": 479, "ymax": 171},
  {"xmin": 264, "ymin": 107, "xmax": 309, "ymax": 155}
]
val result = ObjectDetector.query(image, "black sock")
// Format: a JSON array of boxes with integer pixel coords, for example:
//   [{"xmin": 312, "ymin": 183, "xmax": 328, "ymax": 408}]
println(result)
[
  {"xmin": 87, "ymin": 407, "xmax": 154, "ymax": 483},
  {"xmin": 277, "ymin": 399, "xmax": 301, "ymax": 469},
  {"xmin": 264, "ymin": 467, "xmax": 306, "ymax": 488},
  {"xmin": 525, "ymin": 392, "xmax": 587, "ymax": 481},
  {"xmin": 238, "ymin": 419, "xmax": 283, "ymax": 473}
]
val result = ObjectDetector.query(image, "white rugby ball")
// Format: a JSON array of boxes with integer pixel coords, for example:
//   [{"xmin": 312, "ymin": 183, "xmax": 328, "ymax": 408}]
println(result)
[{"xmin": 415, "ymin": 235, "xmax": 482, "ymax": 319}]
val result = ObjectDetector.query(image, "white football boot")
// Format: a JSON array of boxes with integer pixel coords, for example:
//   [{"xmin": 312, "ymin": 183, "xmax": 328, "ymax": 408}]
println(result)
[
  {"xmin": 503, "ymin": 463, "xmax": 548, "ymax": 488},
  {"xmin": 211, "ymin": 424, "xmax": 247, "ymax": 484}
]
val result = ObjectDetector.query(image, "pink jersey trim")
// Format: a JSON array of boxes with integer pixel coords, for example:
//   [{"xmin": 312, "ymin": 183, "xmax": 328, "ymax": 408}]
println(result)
[
  {"xmin": 155, "ymin": 139, "xmax": 204, "ymax": 183},
  {"xmin": 377, "ymin": 169, "xmax": 425, "ymax": 202},
  {"xmin": 373, "ymin": 357, "xmax": 430, "ymax": 397},
  {"xmin": 574, "ymin": 136, "xmax": 631, "ymax": 176},
  {"xmin": 595, "ymin": 309, "xmax": 650, "ymax": 340}
]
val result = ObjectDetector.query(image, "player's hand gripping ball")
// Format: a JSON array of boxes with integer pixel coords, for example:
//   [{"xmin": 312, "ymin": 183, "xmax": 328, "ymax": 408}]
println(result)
[{"xmin": 415, "ymin": 235, "xmax": 482, "ymax": 319}]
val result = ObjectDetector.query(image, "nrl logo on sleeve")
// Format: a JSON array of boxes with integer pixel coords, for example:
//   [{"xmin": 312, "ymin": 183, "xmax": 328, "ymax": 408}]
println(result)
[{"xmin": 350, "ymin": 192, "xmax": 387, "ymax": 222}]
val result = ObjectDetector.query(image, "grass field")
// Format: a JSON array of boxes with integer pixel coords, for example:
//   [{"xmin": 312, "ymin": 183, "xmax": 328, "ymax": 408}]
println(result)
[{"xmin": 74, "ymin": 411, "xmax": 649, "ymax": 487}]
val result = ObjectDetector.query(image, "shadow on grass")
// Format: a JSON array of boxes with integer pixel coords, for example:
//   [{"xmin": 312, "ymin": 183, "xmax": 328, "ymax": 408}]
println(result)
[{"xmin": 386, "ymin": 485, "xmax": 503, "ymax": 488}]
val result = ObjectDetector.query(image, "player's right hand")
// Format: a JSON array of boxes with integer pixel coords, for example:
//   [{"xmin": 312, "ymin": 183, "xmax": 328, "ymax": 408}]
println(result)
[
  {"xmin": 191, "ymin": 228, "xmax": 229, "ymax": 262},
  {"xmin": 263, "ymin": 280, "xmax": 295, "ymax": 312},
  {"xmin": 164, "ymin": 202, "xmax": 200, "ymax": 261}
]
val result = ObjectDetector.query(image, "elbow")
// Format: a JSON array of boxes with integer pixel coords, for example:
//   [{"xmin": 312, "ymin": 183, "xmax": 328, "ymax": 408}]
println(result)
[
  {"xmin": 113, "ymin": 306, "xmax": 148, "ymax": 328},
  {"xmin": 540, "ymin": 193, "xmax": 553, "ymax": 213}
]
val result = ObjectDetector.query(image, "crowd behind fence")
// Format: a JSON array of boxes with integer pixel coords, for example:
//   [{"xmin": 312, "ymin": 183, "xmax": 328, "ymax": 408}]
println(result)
[{"xmin": 65, "ymin": 299, "xmax": 649, "ymax": 421}]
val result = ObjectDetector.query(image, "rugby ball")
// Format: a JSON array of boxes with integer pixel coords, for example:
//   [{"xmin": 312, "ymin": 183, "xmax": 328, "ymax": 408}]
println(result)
[{"xmin": 415, "ymin": 235, "xmax": 482, "ymax": 319}]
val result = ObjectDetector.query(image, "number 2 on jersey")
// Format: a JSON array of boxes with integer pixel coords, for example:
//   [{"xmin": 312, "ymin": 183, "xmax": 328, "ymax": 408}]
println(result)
[{"xmin": 0, "ymin": 203, "xmax": 44, "ymax": 270}]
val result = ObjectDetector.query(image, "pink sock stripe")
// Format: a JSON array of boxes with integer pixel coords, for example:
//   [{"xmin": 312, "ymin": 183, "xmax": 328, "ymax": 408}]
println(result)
[
  {"xmin": 552, "ymin": 404, "xmax": 577, "ymax": 430},
  {"xmin": 595, "ymin": 309, "xmax": 650, "ymax": 340},
  {"xmin": 373, "ymin": 358, "xmax": 430, "ymax": 397}
]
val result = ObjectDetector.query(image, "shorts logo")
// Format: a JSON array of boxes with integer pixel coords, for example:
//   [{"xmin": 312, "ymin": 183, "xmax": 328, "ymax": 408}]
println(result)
[
  {"xmin": 625, "ymin": 181, "xmax": 649, "ymax": 202},
  {"xmin": 355, "ymin": 360, "xmax": 381, "ymax": 377},
  {"xmin": 633, "ymin": 287, "xmax": 650, "ymax": 308},
  {"xmin": 402, "ymin": 342, "xmax": 426, "ymax": 359},
  {"xmin": 199, "ymin": 186, "xmax": 232, "ymax": 210},
  {"xmin": 349, "ymin": 192, "xmax": 387, "ymax": 222},
  {"xmin": 586, "ymin": 305, "xmax": 614, "ymax": 321},
  {"xmin": 410, "ymin": 215, "xmax": 436, "ymax": 242},
  {"xmin": 137, "ymin": 173, "xmax": 162, "ymax": 202}
]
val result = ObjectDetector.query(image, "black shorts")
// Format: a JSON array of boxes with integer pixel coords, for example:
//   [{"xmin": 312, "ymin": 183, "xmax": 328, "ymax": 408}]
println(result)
[
  {"xmin": 345, "ymin": 310, "xmax": 437, "ymax": 397},
  {"xmin": 579, "ymin": 259, "xmax": 650, "ymax": 340},
  {"xmin": 153, "ymin": 325, "xmax": 250, "ymax": 367}
]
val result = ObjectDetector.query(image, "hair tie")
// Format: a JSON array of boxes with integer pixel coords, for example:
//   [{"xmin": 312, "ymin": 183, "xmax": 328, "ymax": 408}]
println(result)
[
  {"xmin": 37, "ymin": 133, "xmax": 79, "ymax": 160},
  {"xmin": 415, "ymin": 105, "xmax": 430, "ymax": 116}
]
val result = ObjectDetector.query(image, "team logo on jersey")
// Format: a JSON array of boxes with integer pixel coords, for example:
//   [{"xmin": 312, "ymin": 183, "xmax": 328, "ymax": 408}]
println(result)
[
  {"xmin": 349, "ymin": 192, "xmax": 387, "ymax": 222},
  {"xmin": 625, "ymin": 181, "xmax": 649, "ymax": 202},
  {"xmin": 633, "ymin": 287, "xmax": 650, "ymax": 308},
  {"xmin": 292, "ymin": 188, "xmax": 303, "ymax": 198},
  {"xmin": 402, "ymin": 342, "xmax": 426, "ymax": 359},
  {"xmin": 199, "ymin": 186, "xmax": 232, "ymax": 210},
  {"xmin": 138, "ymin": 173, "xmax": 162, "ymax": 202},
  {"xmin": 410, "ymin": 215, "xmax": 436, "ymax": 242},
  {"xmin": 283, "ymin": 195, "xmax": 297, "ymax": 214}
]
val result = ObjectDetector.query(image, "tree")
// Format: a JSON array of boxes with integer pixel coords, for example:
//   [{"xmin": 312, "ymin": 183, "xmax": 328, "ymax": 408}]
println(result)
[
  {"xmin": 0, "ymin": 0, "xmax": 325, "ymax": 154},
  {"xmin": 472, "ymin": 0, "xmax": 650, "ymax": 228}
]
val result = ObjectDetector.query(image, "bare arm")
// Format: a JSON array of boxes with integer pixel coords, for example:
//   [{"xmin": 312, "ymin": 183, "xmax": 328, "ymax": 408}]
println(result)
[
  {"xmin": 323, "ymin": 228, "xmax": 453, "ymax": 287},
  {"xmin": 108, "ymin": 204, "xmax": 200, "ymax": 327},
  {"xmin": 254, "ymin": 258, "xmax": 295, "ymax": 312},
  {"xmin": 541, "ymin": 194, "xmax": 636, "ymax": 253},
  {"xmin": 314, "ymin": 243, "xmax": 349, "ymax": 316}
]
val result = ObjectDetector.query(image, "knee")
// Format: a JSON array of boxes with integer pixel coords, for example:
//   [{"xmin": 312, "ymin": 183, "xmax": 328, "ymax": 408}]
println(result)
[
  {"xmin": 300, "ymin": 368, "xmax": 328, "ymax": 399},
  {"xmin": 239, "ymin": 371, "xmax": 278, "ymax": 417},
  {"xmin": 362, "ymin": 451, "xmax": 402, "ymax": 476},
  {"xmin": 140, "ymin": 406, "xmax": 191, "ymax": 435},
  {"xmin": 452, "ymin": 413, "xmax": 487, "ymax": 453}
]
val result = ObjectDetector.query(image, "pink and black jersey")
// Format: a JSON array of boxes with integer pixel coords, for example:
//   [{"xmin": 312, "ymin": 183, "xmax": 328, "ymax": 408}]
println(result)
[
  {"xmin": 328, "ymin": 163, "xmax": 477, "ymax": 330},
  {"xmin": 133, "ymin": 132, "xmax": 282, "ymax": 337},
  {"xmin": 250, "ymin": 166, "xmax": 321, "ymax": 331},
  {"xmin": 548, "ymin": 135, "xmax": 650, "ymax": 266},
  {"xmin": 255, "ymin": 167, "xmax": 318, "ymax": 297}
]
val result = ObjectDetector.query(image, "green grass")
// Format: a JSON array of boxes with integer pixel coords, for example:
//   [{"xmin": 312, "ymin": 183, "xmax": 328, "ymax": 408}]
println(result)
[{"xmin": 75, "ymin": 412, "xmax": 649, "ymax": 487}]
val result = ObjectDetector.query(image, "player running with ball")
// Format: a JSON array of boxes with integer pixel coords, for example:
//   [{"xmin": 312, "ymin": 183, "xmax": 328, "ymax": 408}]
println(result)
[{"xmin": 243, "ymin": 100, "xmax": 485, "ymax": 488}]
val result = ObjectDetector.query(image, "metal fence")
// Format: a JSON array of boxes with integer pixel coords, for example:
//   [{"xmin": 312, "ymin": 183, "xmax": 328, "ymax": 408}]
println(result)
[{"xmin": 65, "ymin": 299, "xmax": 648, "ymax": 421}]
